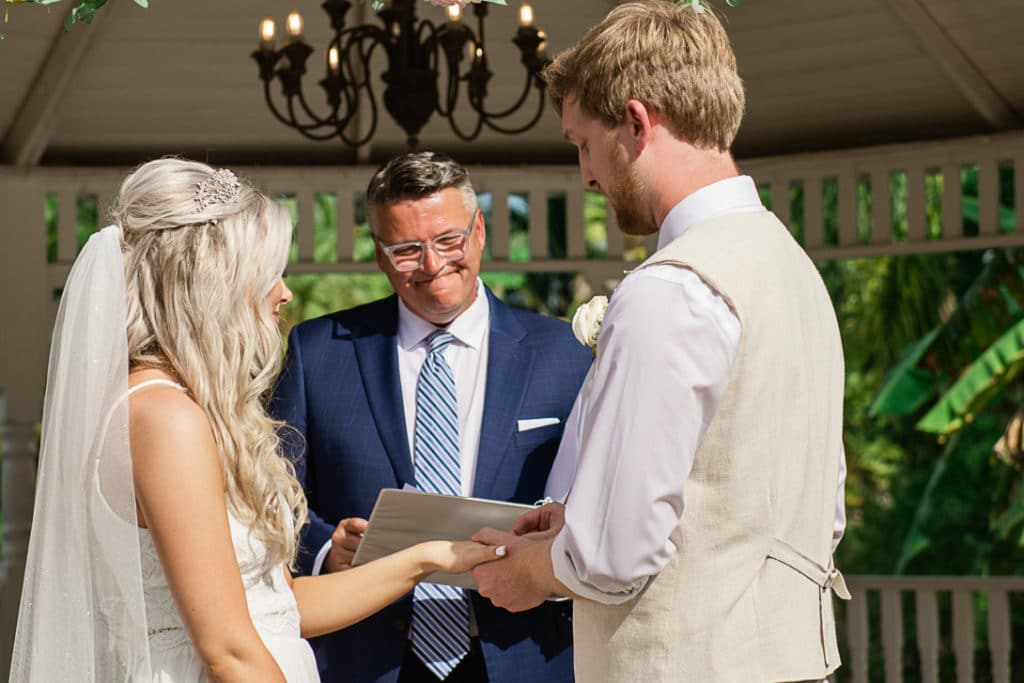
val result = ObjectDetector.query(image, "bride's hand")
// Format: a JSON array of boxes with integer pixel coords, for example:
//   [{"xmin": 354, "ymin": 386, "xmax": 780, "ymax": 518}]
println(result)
[{"xmin": 419, "ymin": 540, "xmax": 506, "ymax": 576}]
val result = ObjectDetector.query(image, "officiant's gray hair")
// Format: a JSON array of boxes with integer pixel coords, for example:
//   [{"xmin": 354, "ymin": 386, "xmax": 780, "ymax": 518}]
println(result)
[{"xmin": 366, "ymin": 152, "xmax": 478, "ymax": 227}]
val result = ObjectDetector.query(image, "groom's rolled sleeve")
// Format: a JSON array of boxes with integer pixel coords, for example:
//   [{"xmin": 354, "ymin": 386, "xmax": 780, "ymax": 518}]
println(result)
[{"xmin": 550, "ymin": 266, "xmax": 741, "ymax": 604}]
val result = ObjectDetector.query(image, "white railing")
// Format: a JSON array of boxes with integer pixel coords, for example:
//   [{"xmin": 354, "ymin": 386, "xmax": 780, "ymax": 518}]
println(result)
[
  {"xmin": 18, "ymin": 129, "xmax": 1024, "ymax": 287},
  {"xmin": 841, "ymin": 576, "xmax": 1023, "ymax": 683}
]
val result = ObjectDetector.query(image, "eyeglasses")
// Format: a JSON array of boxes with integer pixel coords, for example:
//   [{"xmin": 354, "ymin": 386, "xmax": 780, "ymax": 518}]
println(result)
[{"xmin": 374, "ymin": 209, "xmax": 479, "ymax": 272}]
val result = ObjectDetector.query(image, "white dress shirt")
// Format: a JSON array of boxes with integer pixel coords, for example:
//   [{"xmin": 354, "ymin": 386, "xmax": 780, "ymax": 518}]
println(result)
[
  {"xmin": 312, "ymin": 280, "xmax": 491, "ymax": 575},
  {"xmin": 396, "ymin": 278, "xmax": 490, "ymax": 495},
  {"xmin": 547, "ymin": 176, "xmax": 848, "ymax": 604}
]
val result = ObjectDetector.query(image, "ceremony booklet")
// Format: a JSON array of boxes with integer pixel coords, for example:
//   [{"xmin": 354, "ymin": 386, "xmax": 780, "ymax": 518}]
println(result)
[{"xmin": 351, "ymin": 488, "xmax": 534, "ymax": 589}]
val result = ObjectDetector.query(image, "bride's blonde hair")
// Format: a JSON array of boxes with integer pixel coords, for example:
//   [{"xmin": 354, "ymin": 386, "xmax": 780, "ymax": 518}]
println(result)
[{"xmin": 114, "ymin": 157, "xmax": 306, "ymax": 567}]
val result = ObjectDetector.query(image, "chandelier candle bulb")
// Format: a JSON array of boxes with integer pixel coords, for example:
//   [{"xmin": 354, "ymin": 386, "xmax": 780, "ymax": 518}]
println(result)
[
  {"xmin": 286, "ymin": 10, "xmax": 304, "ymax": 39},
  {"xmin": 518, "ymin": 3, "xmax": 533, "ymax": 27},
  {"xmin": 328, "ymin": 46, "xmax": 340, "ymax": 73},
  {"xmin": 446, "ymin": 4, "xmax": 461, "ymax": 23},
  {"xmin": 259, "ymin": 18, "xmax": 275, "ymax": 50}
]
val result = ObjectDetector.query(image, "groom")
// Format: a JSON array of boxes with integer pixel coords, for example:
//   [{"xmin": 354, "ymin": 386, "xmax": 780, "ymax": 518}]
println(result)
[
  {"xmin": 271, "ymin": 152, "xmax": 590, "ymax": 682},
  {"xmin": 473, "ymin": 2, "xmax": 849, "ymax": 682}
]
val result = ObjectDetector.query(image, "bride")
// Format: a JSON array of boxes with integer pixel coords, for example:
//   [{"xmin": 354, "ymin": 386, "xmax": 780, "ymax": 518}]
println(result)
[{"xmin": 10, "ymin": 158, "xmax": 502, "ymax": 682}]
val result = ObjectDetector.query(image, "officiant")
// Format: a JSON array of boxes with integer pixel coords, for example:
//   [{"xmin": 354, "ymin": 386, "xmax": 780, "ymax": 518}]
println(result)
[{"xmin": 270, "ymin": 151, "xmax": 591, "ymax": 683}]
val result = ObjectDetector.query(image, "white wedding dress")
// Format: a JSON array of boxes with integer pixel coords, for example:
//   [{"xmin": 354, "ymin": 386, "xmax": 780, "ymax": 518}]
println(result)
[
  {"xmin": 140, "ymin": 510, "xmax": 319, "ymax": 682},
  {"xmin": 131, "ymin": 381, "xmax": 320, "ymax": 682}
]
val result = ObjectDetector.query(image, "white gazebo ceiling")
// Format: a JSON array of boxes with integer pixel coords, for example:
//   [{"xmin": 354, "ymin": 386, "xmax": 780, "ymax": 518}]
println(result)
[{"xmin": 1, "ymin": 0, "xmax": 1021, "ymax": 167}]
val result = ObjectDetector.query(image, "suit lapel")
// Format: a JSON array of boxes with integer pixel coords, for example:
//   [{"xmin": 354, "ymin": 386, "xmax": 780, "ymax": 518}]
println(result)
[
  {"xmin": 473, "ymin": 290, "xmax": 532, "ymax": 500},
  {"xmin": 350, "ymin": 296, "xmax": 416, "ymax": 486}
]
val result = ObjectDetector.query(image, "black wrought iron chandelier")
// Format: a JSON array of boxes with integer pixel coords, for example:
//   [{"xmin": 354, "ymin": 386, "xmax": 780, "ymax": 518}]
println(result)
[{"xmin": 252, "ymin": 0, "xmax": 551, "ymax": 148}]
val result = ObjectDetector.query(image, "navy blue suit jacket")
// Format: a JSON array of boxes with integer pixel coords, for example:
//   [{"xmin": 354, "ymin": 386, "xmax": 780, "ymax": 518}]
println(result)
[{"xmin": 270, "ymin": 288, "xmax": 592, "ymax": 683}]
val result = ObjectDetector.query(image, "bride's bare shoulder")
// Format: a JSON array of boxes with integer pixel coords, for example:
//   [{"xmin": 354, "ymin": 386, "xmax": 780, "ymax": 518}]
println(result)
[{"xmin": 127, "ymin": 370, "xmax": 213, "ymax": 456}]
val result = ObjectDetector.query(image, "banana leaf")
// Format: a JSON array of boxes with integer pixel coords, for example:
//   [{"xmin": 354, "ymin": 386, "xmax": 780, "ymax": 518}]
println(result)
[
  {"xmin": 870, "ymin": 249, "xmax": 1024, "ymax": 419},
  {"xmin": 916, "ymin": 317, "xmax": 1024, "ymax": 434},
  {"xmin": 870, "ymin": 327, "xmax": 942, "ymax": 416}
]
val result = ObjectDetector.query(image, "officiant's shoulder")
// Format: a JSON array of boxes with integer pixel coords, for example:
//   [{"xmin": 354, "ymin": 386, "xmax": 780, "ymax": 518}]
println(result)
[
  {"xmin": 289, "ymin": 296, "xmax": 399, "ymax": 342},
  {"xmin": 507, "ymin": 303, "xmax": 588, "ymax": 349}
]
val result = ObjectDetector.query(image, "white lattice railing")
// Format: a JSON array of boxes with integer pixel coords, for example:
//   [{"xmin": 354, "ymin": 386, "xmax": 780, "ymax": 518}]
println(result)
[
  {"xmin": 16, "ymin": 129, "xmax": 1024, "ymax": 291},
  {"xmin": 840, "ymin": 576, "xmax": 1023, "ymax": 683}
]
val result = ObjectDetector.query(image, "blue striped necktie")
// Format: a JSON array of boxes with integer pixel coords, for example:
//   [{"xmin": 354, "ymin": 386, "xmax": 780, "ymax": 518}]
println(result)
[{"xmin": 411, "ymin": 330, "xmax": 470, "ymax": 679}]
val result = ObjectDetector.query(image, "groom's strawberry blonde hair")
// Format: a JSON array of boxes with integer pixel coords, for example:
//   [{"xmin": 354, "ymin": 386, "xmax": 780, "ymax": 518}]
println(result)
[{"xmin": 543, "ymin": 0, "xmax": 745, "ymax": 152}]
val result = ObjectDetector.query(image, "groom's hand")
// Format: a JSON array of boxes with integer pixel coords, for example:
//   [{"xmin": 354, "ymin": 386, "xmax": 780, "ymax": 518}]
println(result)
[
  {"xmin": 325, "ymin": 517, "xmax": 368, "ymax": 572},
  {"xmin": 512, "ymin": 502, "xmax": 565, "ymax": 537},
  {"xmin": 472, "ymin": 528, "xmax": 560, "ymax": 612}
]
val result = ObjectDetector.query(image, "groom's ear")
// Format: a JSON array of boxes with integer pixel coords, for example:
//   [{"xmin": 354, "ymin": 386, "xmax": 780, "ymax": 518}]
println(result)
[{"xmin": 622, "ymin": 100, "xmax": 654, "ymax": 157}]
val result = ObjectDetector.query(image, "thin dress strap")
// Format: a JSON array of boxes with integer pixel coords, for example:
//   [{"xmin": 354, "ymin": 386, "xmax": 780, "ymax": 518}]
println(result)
[
  {"xmin": 127, "ymin": 378, "xmax": 186, "ymax": 396},
  {"xmin": 97, "ymin": 379, "xmax": 188, "ymax": 452}
]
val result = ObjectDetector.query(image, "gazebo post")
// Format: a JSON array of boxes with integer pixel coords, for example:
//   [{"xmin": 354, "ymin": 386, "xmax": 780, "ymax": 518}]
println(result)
[{"xmin": 0, "ymin": 178, "xmax": 51, "ymax": 677}]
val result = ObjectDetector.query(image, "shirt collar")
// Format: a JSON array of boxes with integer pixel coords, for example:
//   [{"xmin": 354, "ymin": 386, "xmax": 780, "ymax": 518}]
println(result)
[
  {"xmin": 657, "ymin": 175, "xmax": 766, "ymax": 250},
  {"xmin": 397, "ymin": 279, "xmax": 489, "ymax": 351}
]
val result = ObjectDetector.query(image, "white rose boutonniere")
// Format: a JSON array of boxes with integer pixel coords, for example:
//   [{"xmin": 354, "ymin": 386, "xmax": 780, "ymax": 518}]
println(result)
[{"xmin": 571, "ymin": 296, "xmax": 609, "ymax": 355}]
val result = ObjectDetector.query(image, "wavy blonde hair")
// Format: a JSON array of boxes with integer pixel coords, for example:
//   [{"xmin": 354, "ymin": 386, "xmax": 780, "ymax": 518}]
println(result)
[
  {"xmin": 544, "ymin": 0, "xmax": 745, "ymax": 152},
  {"xmin": 114, "ymin": 157, "xmax": 306, "ymax": 568}
]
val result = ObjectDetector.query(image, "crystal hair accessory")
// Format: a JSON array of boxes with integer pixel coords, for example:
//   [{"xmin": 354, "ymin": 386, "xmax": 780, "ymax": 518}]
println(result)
[{"xmin": 194, "ymin": 169, "xmax": 243, "ymax": 211}]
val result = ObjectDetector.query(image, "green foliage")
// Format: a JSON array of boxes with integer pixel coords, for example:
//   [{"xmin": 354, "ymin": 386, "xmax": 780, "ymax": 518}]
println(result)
[
  {"xmin": 833, "ymin": 166, "xmax": 1024, "ymax": 579},
  {"xmin": 277, "ymin": 194, "xmax": 392, "ymax": 328},
  {"xmin": 4, "ymin": 0, "xmax": 148, "ymax": 32},
  {"xmin": 869, "ymin": 328, "xmax": 942, "ymax": 417}
]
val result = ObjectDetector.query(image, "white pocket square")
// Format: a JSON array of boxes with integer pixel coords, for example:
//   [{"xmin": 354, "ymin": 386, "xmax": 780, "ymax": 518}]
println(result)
[{"xmin": 517, "ymin": 417, "xmax": 560, "ymax": 432}]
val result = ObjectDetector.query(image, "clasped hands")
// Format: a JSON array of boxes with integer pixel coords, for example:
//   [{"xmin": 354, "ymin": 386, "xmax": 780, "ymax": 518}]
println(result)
[
  {"xmin": 326, "ymin": 503, "xmax": 568, "ymax": 612},
  {"xmin": 471, "ymin": 502, "xmax": 568, "ymax": 612}
]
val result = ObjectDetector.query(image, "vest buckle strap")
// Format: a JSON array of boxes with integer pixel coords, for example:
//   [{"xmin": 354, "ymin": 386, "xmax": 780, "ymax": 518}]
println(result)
[
  {"xmin": 766, "ymin": 537, "xmax": 851, "ymax": 601},
  {"xmin": 823, "ymin": 566, "xmax": 850, "ymax": 600}
]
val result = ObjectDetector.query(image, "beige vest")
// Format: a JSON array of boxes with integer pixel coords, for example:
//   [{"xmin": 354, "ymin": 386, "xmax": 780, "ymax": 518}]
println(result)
[{"xmin": 573, "ymin": 210, "xmax": 849, "ymax": 683}]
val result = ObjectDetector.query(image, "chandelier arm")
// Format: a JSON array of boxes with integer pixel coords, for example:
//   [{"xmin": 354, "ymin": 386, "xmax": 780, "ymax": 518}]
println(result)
[
  {"xmin": 283, "ymin": 96, "xmax": 350, "ymax": 140},
  {"xmin": 445, "ymin": 103, "xmax": 486, "ymax": 142},
  {"xmin": 417, "ymin": 17, "xmax": 437, "ymax": 48},
  {"xmin": 434, "ymin": 39, "xmax": 465, "ymax": 118},
  {"xmin": 294, "ymin": 85, "xmax": 334, "ymax": 128},
  {"xmin": 342, "ymin": 26, "xmax": 387, "ymax": 88},
  {"xmin": 336, "ymin": 101, "xmax": 378, "ymax": 147},
  {"xmin": 469, "ymin": 68, "xmax": 536, "ymax": 119},
  {"xmin": 263, "ymin": 80, "xmax": 305, "ymax": 129},
  {"xmin": 435, "ymin": 68, "xmax": 458, "ymax": 118},
  {"xmin": 480, "ymin": 86, "xmax": 547, "ymax": 135},
  {"xmin": 336, "ymin": 77, "xmax": 380, "ymax": 147},
  {"xmin": 330, "ymin": 33, "xmax": 382, "ymax": 146}
]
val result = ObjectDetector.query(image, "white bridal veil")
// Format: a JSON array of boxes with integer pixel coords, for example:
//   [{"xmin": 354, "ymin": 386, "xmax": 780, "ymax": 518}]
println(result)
[{"xmin": 11, "ymin": 226, "xmax": 152, "ymax": 681}]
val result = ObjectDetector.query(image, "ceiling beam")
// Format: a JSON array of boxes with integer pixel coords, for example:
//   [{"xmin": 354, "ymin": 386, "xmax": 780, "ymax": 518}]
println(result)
[
  {"xmin": 0, "ymin": 9, "xmax": 112, "ymax": 167},
  {"xmin": 888, "ymin": 0, "xmax": 1018, "ymax": 129}
]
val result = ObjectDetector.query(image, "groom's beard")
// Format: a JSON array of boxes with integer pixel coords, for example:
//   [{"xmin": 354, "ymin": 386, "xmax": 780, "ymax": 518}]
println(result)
[{"xmin": 607, "ymin": 141, "xmax": 657, "ymax": 236}]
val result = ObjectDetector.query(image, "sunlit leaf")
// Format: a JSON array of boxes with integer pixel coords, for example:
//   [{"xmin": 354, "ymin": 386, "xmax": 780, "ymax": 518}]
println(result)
[
  {"xmin": 916, "ymin": 317, "xmax": 1024, "ymax": 434},
  {"xmin": 870, "ymin": 327, "xmax": 942, "ymax": 416}
]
